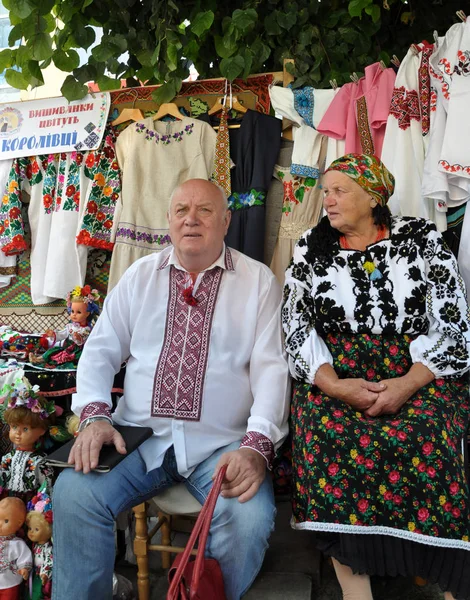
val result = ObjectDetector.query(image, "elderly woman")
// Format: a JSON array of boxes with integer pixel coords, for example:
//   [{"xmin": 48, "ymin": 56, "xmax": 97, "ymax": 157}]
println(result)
[{"xmin": 282, "ymin": 153, "xmax": 470, "ymax": 600}]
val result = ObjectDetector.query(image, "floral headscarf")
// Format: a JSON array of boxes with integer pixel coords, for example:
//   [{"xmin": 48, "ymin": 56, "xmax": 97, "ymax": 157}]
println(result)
[{"xmin": 325, "ymin": 153, "xmax": 395, "ymax": 206}]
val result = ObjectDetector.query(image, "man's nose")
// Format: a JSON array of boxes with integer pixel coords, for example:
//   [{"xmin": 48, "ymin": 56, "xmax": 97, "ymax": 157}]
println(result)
[{"xmin": 185, "ymin": 207, "xmax": 199, "ymax": 225}]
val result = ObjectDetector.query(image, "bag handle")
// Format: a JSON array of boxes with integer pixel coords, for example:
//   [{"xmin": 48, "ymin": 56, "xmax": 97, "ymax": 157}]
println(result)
[{"xmin": 167, "ymin": 464, "xmax": 228, "ymax": 600}]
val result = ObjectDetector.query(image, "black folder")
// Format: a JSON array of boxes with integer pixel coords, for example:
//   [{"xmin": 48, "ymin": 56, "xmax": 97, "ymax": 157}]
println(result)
[{"xmin": 43, "ymin": 424, "xmax": 153, "ymax": 473}]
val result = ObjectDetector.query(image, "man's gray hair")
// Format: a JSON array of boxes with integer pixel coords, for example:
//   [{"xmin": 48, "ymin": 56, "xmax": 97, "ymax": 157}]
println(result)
[{"xmin": 168, "ymin": 179, "xmax": 229, "ymax": 212}]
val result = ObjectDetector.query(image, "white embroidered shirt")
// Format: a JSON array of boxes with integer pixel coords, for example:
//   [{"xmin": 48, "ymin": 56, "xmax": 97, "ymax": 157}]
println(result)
[{"xmin": 72, "ymin": 245, "xmax": 290, "ymax": 475}]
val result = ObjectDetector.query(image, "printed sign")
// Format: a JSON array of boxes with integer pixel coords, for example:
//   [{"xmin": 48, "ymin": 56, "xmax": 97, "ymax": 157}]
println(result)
[{"xmin": 0, "ymin": 92, "xmax": 110, "ymax": 160}]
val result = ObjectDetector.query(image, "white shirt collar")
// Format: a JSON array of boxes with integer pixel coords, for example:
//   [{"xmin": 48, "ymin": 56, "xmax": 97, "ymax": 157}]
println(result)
[{"xmin": 158, "ymin": 244, "xmax": 235, "ymax": 272}]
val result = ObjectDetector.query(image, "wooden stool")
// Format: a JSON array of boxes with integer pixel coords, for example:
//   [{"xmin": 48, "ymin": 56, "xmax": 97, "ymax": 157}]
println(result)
[{"xmin": 132, "ymin": 484, "xmax": 202, "ymax": 600}]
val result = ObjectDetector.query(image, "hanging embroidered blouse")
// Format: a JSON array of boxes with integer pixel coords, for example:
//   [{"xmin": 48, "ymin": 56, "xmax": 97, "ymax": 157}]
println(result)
[
  {"xmin": 318, "ymin": 62, "xmax": 396, "ymax": 159},
  {"xmin": 0, "ymin": 127, "xmax": 121, "ymax": 303},
  {"xmin": 422, "ymin": 20, "xmax": 470, "ymax": 215},
  {"xmin": 381, "ymin": 43, "xmax": 441, "ymax": 227},
  {"xmin": 269, "ymin": 152, "xmax": 325, "ymax": 285},
  {"xmin": 108, "ymin": 117, "xmax": 216, "ymax": 290}
]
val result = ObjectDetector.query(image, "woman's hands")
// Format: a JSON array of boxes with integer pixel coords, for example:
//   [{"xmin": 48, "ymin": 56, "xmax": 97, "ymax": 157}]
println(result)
[
  {"xmin": 315, "ymin": 364, "xmax": 386, "ymax": 411},
  {"xmin": 334, "ymin": 378, "xmax": 386, "ymax": 412},
  {"xmin": 314, "ymin": 362, "xmax": 434, "ymax": 417},
  {"xmin": 363, "ymin": 378, "xmax": 411, "ymax": 417}
]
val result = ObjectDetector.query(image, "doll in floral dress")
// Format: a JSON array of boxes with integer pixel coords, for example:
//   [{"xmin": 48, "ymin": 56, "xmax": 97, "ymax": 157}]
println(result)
[
  {"xmin": 26, "ymin": 483, "xmax": 53, "ymax": 600},
  {"xmin": 29, "ymin": 285, "xmax": 101, "ymax": 369},
  {"xmin": 0, "ymin": 375, "xmax": 54, "ymax": 505}
]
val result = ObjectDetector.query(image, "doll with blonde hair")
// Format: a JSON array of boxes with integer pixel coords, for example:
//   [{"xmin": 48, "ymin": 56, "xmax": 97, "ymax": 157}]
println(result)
[
  {"xmin": 0, "ymin": 496, "xmax": 32, "ymax": 600},
  {"xmin": 26, "ymin": 483, "xmax": 53, "ymax": 600},
  {"xmin": 29, "ymin": 285, "xmax": 100, "ymax": 369}
]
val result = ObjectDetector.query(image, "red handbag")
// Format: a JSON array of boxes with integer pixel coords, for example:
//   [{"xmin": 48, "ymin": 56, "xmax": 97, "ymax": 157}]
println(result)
[{"xmin": 166, "ymin": 465, "xmax": 228, "ymax": 600}]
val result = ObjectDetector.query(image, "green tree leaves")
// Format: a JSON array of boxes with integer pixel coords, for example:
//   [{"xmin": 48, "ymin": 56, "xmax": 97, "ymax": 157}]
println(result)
[
  {"xmin": 0, "ymin": 0, "xmax": 463, "ymax": 101},
  {"xmin": 190, "ymin": 10, "xmax": 214, "ymax": 37}
]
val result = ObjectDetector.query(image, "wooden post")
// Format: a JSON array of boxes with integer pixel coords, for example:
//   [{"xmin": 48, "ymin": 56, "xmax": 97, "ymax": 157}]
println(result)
[
  {"xmin": 133, "ymin": 503, "xmax": 150, "ymax": 600},
  {"xmin": 282, "ymin": 58, "xmax": 295, "ymax": 140}
]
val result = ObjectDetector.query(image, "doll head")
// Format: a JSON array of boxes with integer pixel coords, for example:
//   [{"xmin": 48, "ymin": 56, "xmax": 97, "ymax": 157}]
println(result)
[
  {"xmin": 66, "ymin": 285, "xmax": 101, "ymax": 326},
  {"xmin": 1, "ymin": 376, "xmax": 55, "ymax": 451},
  {"xmin": 26, "ymin": 483, "xmax": 53, "ymax": 544},
  {"xmin": 25, "ymin": 512, "xmax": 51, "ymax": 545},
  {"xmin": 0, "ymin": 497, "xmax": 27, "ymax": 537}
]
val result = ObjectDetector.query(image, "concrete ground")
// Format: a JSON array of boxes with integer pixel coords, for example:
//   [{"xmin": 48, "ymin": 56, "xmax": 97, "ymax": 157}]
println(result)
[{"xmin": 115, "ymin": 500, "xmax": 444, "ymax": 600}]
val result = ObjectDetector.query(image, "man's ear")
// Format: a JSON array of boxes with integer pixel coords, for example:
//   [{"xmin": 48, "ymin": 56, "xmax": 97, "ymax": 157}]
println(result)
[{"xmin": 224, "ymin": 209, "xmax": 231, "ymax": 231}]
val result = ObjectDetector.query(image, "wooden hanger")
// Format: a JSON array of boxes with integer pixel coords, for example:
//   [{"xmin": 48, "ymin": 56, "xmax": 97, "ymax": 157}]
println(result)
[
  {"xmin": 153, "ymin": 102, "xmax": 182, "ymax": 121},
  {"xmin": 112, "ymin": 91, "xmax": 144, "ymax": 126},
  {"xmin": 209, "ymin": 95, "xmax": 247, "ymax": 116}
]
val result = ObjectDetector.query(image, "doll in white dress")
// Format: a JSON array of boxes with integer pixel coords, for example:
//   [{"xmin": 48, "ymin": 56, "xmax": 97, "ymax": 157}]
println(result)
[
  {"xmin": 0, "ymin": 497, "xmax": 32, "ymax": 600},
  {"xmin": 29, "ymin": 285, "xmax": 100, "ymax": 369}
]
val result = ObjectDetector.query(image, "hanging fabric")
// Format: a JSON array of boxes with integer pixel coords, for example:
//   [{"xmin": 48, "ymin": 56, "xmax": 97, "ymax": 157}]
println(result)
[{"xmin": 381, "ymin": 42, "xmax": 442, "ymax": 227}]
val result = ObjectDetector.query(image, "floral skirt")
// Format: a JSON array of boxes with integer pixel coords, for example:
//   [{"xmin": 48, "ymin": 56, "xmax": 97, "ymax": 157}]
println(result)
[
  {"xmin": 291, "ymin": 333, "xmax": 470, "ymax": 598},
  {"xmin": 41, "ymin": 339, "xmax": 83, "ymax": 370}
]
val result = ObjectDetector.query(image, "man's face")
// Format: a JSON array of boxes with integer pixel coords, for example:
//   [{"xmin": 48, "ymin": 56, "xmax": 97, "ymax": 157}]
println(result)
[{"xmin": 168, "ymin": 182, "xmax": 231, "ymax": 267}]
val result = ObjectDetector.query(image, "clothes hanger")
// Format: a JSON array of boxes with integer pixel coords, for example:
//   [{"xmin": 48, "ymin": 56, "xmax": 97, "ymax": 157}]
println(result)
[
  {"xmin": 329, "ymin": 79, "xmax": 338, "ymax": 90},
  {"xmin": 152, "ymin": 102, "xmax": 183, "ymax": 121},
  {"xmin": 456, "ymin": 10, "xmax": 467, "ymax": 22},
  {"xmin": 210, "ymin": 82, "xmax": 246, "ymax": 129},
  {"xmin": 391, "ymin": 55, "xmax": 401, "ymax": 68},
  {"xmin": 111, "ymin": 91, "xmax": 144, "ymax": 126},
  {"xmin": 209, "ymin": 96, "xmax": 247, "ymax": 116}
]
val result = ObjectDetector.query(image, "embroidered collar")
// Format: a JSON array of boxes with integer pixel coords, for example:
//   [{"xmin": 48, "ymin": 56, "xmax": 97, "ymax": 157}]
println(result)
[{"xmin": 158, "ymin": 245, "xmax": 235, "ymax": 272}]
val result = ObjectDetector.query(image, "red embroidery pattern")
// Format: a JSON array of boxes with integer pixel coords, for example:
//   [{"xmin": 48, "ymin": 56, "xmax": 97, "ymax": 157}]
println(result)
[
  {"xmin": 429, "ymin": 63, "xmax": 450, "ymax": 101},
  {"xmin": 439, "ymin": 58, "xmax": 452, "ymax": 76},
  {"xmin": 151, "ymin": 265, "xmax": 223, "ymax": 421},
  {"xmin": 439, "ymin": 160, "xmax": 470, "ymax": 176},
  {"xmin": 80, "ymin": 401, "xmax": 113, "ymax": 424},
  {"xmin": 419, "ymin": 47, "xmax": 433, "ymax": 136},
  {"xmin": 356, "ymin": 96, "xmax": 375, "ymax": 155},
  {"xmin": 240, "ymin": 431, "xmax": 275, "ymax": 468},
  {"xmin": 430, "ymin": 88, "xmax": 438, "ymax": 112},
  {"xmin": 389, "ymin": 86, "xmax": 420, "ymax": 130}
]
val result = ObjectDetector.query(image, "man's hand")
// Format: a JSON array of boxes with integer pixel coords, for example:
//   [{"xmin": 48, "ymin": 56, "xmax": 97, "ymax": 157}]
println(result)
[
  {"xmin": 68, "ymin": 421, "xmax": 126, "ymax": 474},
  {"xmin": 213, "ymin": 448, "xmax": 267, "ymax": 503},
  {"xmin": 334, "ymin": 378, "xmax": 386, "ymax": 412},
  {"xmin": 364, "ymin": 377, "xmax": 413, "ymax": 417}
]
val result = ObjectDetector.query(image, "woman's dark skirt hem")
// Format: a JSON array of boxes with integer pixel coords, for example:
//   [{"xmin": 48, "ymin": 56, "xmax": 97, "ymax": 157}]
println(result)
[{"xmin": 313, "ymin": 530, "xmax": 470, "ymax": 600}]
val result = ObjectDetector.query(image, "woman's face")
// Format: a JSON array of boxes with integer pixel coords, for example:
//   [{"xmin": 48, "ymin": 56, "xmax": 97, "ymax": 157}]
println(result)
[{"xmin": 322, "ymin": 171, "xmax": 375, "ymax": 233}]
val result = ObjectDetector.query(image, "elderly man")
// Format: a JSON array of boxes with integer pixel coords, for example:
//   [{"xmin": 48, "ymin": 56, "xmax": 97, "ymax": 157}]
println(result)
[{"xmin": 52, "ymin": 178, "xmax": 290, "ymax": 600}]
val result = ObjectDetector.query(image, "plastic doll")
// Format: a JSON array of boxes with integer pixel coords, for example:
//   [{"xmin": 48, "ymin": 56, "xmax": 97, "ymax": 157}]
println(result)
[
  {"xmin": 29, "ymin": 285, "xmax": 101, "ymax": 369},
  {"xmin": 0, "ymin": 496, "xmax": 32, "ymax": 600},
  {"xmin": 0, "ymin": 375, "xmax": 54, "ymax": 504},
  {"xmin": 25, "ymin": 483, "xmax": 53, "ymax": 600}
]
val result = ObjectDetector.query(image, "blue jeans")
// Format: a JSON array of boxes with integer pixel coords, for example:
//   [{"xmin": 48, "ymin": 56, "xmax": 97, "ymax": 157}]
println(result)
[{"xmin": 52, "ymin": 441, "xmax": 276, "ymax": 600}]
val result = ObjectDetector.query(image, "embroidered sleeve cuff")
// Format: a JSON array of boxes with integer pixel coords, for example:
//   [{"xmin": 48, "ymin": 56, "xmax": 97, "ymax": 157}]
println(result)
[
  {"xmin": 79, "ymin": 402, "xmax": 113, "ymax": 425},
  {"xmin": 239, "ymin": 432, "xmax": 275, "ymax": 469}
]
